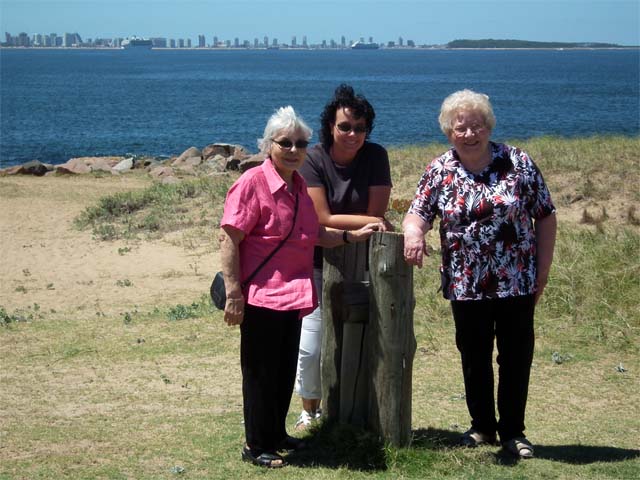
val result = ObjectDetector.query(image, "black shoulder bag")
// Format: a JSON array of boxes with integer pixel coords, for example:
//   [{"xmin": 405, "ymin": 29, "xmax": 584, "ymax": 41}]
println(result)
[{"xmin": 211, "ymin": 193, "xmax": 299, "ymax": 310}]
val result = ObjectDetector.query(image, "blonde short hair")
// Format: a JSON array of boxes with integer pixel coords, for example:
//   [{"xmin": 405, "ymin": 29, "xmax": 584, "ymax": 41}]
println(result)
[
  {"xmin": 438, "ymin": 89, "xmax": 496, "ymax": 136},
  {"xmin": 258, "ymin": 106, "xmax": 313, "ymax": 154}
]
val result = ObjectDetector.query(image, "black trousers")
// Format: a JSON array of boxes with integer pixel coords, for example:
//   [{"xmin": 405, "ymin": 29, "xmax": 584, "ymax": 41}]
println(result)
[
  {"xmin": 240, "ymin": 304, "xmax": 301, "ymax": 452},
  {"xmin": 451, "ymin": 294, "xmax": 535, "ymax": 442}
]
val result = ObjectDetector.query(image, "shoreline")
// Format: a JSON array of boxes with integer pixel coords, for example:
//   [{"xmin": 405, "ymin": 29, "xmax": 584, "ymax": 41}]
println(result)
[
  {"xmin": 2, "ymin": 46, "xmax": 638, "ymax": 51},
  {"xmin": 2, "ymin": 133, "xmax": 639, "ymax": 171}
]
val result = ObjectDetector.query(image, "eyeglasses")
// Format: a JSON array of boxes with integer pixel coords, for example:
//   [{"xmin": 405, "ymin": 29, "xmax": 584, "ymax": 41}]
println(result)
[
  {"xmin": 272, "ymin": 138, "xmax": 309, "ymax": 150},
  {"xmin": 452, "ymin": 124, "xmax": 486, "ymax": 137},
  {"xmin": 335, "ymin": 122, "xmax": 367, "ymax": 134}
]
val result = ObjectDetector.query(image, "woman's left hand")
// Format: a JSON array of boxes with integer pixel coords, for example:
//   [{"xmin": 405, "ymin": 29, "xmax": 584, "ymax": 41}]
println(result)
[
  {"xmin": 349, "ymin": 221, "xmax": 384, "ymax": 243},
  {"xmin": 224, "ymin": 296, "xmax": 245, "ymax": 326}
]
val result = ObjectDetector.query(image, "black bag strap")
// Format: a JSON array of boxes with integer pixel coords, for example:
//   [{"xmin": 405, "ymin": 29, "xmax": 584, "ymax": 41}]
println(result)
[{"xmin": 241, "ymin": 192, "xmax": 299, "ymax": 289}]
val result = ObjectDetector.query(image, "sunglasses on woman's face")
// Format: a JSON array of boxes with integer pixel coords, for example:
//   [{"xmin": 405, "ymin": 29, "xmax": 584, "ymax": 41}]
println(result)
[
  {"xmin": 272, "ymin": 138, "xmax": 310, "ymax": 150},
  {"xmin": 335, "ymin": 122, "xmax": 367, "ymax": 134}
]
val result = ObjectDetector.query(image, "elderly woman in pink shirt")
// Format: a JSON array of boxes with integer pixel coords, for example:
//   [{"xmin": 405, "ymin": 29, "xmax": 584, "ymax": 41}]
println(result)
[{"xmin": 219, "ymin": 106, "xmax": 381, "ymax": 469}]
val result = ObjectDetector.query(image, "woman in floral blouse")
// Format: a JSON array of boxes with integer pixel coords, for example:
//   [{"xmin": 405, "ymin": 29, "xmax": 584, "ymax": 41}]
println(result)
[{"xmin": 402, "ymin": 89, "xmax": 557, "ymax": 459}]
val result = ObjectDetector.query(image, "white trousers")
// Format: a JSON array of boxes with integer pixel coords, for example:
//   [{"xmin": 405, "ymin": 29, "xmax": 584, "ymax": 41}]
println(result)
[{"xmin": 295, "ymin": 268, "xmax": 323, "ymax": 399}]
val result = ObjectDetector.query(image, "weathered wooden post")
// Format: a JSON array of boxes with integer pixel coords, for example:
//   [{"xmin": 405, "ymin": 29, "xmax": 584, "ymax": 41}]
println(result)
[
  {"xmin": 321, "ymin": 231, "xmax": 416, "ymax": 446},
  {"xmin": 367, "ymin": 231, "xmax": 416, "ymax": 446},
  {"xmin": 321, "ymin": 241, "xmax": 370, "ymax": 426}
]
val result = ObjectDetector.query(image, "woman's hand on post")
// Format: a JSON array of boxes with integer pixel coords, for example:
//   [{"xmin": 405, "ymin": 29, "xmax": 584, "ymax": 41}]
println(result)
[
  {"xmin": 349, "ymin": 221, "xmax": 384, "ymax": 243},
  {"xmin": 402, "ymin": 213, "xmax": 430, "ymax": 268},
  {"xmin": 224, "ymin": 296, "xmax": 245, "ymax": 326},
  {"xmin": 403, "ymin": 231, "xmax": 428, "ymax": 267},
  {"xmin": 378, "ymin": 217, "xmax": 395, "ymax": 232}
]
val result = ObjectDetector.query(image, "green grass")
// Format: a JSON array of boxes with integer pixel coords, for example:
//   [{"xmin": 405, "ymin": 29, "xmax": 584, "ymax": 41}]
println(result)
[
  {"xmin": 2, "ymin": 136, "xmax": 639, "ymax": 479},
  {"xmin": 74, "ymin": 175, "xmax": 233, "ymax": 240}
]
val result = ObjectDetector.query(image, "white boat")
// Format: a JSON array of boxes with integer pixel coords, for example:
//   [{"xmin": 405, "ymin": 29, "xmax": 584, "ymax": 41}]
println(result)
[
  {"xmin": 121, "ymin": 37, "xmax": 152, "ymax": 49},
  {"xmin": 351, "ymin": 41, "xmax": 379, "ymax": 50}
]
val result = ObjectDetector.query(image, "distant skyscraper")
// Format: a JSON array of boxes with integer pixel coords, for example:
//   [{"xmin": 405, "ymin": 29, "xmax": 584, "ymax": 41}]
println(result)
[
  {"xmin": 341, "ymin": 36, "xmax": 346, "ymax": 48},
  {"xmin": 303, "ymin": 35, "xmax": 308, "ymax": 48},
  {"xmin": 151, "ymin": 37, "xmax": 167, "ymax": 48},
  {"xmin": 17, "ymin": 32, "xmax": 30, "ymax": 47},
  {"xmin": 254, "ymin": 38, "xmax": 259, "ymax": 48},
  {"xmin": 272, "ymin": 38, "xmax": 278, "ymax": 47},
  {"xmin": 187, "ymin": 39, "xmax": 192, "ymax": 48},
  {"xmin": 369, "ymin": 36, "xmax": 373, "ymax": 44},
  {"xmin": 198, "ymin": 35, "xmax": 205, "ymax": 48},
  {"xmin": 399, "ymin": 36, "xmax": 403, "ymax": 46},
  {"xmin": 234, "ymin": 37, "xmax": 239, "ymax": 47},
  {"xmin": 63, "ymin": 33, "xmax": 75, "ymax": 47},
  {"xmin": 292, "ymin": 35, "xmax": 297, "ymax": 47},
  {"xmin": 264, "ymin": 36, "xmax": 268, "ymax": 48}
]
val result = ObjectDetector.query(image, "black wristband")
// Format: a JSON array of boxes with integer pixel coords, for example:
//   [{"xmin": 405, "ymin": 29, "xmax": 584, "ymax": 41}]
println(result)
[{"xmin": 343, "ymin": 230, "xmax": 350, "ymax": 244}]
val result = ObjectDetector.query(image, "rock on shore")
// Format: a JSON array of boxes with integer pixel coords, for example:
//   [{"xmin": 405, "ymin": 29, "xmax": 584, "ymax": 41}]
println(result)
[{"xmin": 0, "ymin": 143, "xmax": 265, "ymax": 182}]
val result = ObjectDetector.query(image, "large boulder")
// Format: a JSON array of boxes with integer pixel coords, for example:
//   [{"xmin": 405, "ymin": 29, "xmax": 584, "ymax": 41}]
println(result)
[
  {"xmin": 175, "ymin": 147, "xmax": 202, "ymax": 163},
  {"xmin": 55, "ymin": 156, "xmax": 125, "ymax": 175},
  {"xmin": 204, "ymin": 154, "xmax": 228, "ymax": 173},
  {"xmin": 239, "ymin": 153, "xmax": 265, "ymax": 172},
  {"xmin": 0, "ymin": 160, "xmax": 53, "ymax": 176},
  {"xmin": 173, "ymin": 147, "xmax": 203, "ymax": 168},
  {"xmin": 233, "ymin": 145, "xmax": 251, "ymax": 159},
  {"xmin": 112, "ymin": 157, "xmax": 134, "ymax": 173},
  {"xmin": 202, "ymin": 143, "xmax": 235, "ymax": 159},
  {"xmin": 149, "ymin": 166, "xmax": 175, "ymax": 179},
  {"xmin": 55, "ymin": 157, "xmax": 92, "ymax": 175},
  {"xmin": 91, "ymin": 158, "xmax": 118, "ymax": 172}
]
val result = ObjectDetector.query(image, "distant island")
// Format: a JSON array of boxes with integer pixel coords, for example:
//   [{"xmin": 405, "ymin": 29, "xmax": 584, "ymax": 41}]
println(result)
[{"xmin": 446, "ymin": 39, "xmax": 627, "ymax": 49}]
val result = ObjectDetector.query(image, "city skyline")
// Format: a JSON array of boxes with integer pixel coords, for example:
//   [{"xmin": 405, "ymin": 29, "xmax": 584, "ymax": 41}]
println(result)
[
  {"xmin": 2, "ymin": 30, "xmax": 423, "ymax": 49},
  {"xmin": 1, "ymin": 0, "xmax": 639, "ymax": 46},
  {"xmin": 1, "ymin": 30, "xmax": 431, "ymax": 49},
  {"xmin": 4, "ymin": 30, "xmax": 632, "ymax": 50}
]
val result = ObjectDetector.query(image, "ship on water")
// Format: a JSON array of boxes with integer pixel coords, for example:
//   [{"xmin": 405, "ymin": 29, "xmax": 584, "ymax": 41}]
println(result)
[
  {"xmin": 121, "ymin": 37, "xmax": 152, "ymax": 49},
  {"xmin": 351, "ymin": 41, "xmax": 379, "ymax": 50}
]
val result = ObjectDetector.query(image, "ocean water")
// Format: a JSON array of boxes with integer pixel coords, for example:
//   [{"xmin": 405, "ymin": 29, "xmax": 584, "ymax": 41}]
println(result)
[{"xmin": 1, "ymin": 48, "xmax": 638, "ymax": 167}]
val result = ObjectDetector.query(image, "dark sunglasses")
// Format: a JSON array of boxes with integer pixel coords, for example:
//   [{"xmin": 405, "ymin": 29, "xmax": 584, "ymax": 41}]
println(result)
[
  {"xmin": 335, "ymin": 122, "xmax": 367, "ymax": 134},
  {"xmin": 272, "ymin": 138, "xmax": 310, "ymax": 150}
]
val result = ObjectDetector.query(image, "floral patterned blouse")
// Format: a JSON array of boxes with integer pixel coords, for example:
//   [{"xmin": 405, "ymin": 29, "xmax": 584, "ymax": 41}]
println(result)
[{"xmin": 408, "ymin": 142, "xmax": 556, "ymax": 301}]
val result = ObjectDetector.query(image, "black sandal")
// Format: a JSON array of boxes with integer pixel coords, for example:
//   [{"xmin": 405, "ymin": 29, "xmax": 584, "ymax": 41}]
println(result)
[{"xmin": 241, "ymin": 445, "xmax": 287, "ymax": 468}]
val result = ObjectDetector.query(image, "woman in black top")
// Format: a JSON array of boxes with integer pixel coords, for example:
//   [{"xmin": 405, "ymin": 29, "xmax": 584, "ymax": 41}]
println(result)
[{"xmin": 294, "ymin": 84, "xmax": 393, "ymax": 430}]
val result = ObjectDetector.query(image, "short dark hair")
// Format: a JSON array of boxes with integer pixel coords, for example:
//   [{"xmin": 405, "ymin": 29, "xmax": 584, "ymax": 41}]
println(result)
[{"xmin": 319, "ymin": 84, "xmax": 376, "ymax": 147}]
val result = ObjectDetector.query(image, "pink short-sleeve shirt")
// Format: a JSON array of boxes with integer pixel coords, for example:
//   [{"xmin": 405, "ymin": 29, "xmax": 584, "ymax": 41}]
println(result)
[{"xmin": 221, "ymin": 157, "xmax": 319, "ymax": 312}]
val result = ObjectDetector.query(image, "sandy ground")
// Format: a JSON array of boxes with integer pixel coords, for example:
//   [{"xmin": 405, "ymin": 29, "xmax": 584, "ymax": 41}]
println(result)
[
  {"xmin": 1, "ymin": 170, "xmax": 637, "ymax": 318},
  {"xmin": 0, "ymin": 174, "xmax": 219, "ymax": 316}
]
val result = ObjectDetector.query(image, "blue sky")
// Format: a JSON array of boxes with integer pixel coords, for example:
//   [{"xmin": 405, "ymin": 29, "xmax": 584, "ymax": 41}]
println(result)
[{"xmin": 2, "ymin": 0, "xmax": 639, "ymax": 45}]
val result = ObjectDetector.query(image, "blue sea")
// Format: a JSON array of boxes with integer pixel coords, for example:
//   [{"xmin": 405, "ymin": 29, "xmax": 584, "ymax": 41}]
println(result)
[{"xmin": 1, "ymin": 48, "xmax": 639, "ymax": 167}]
